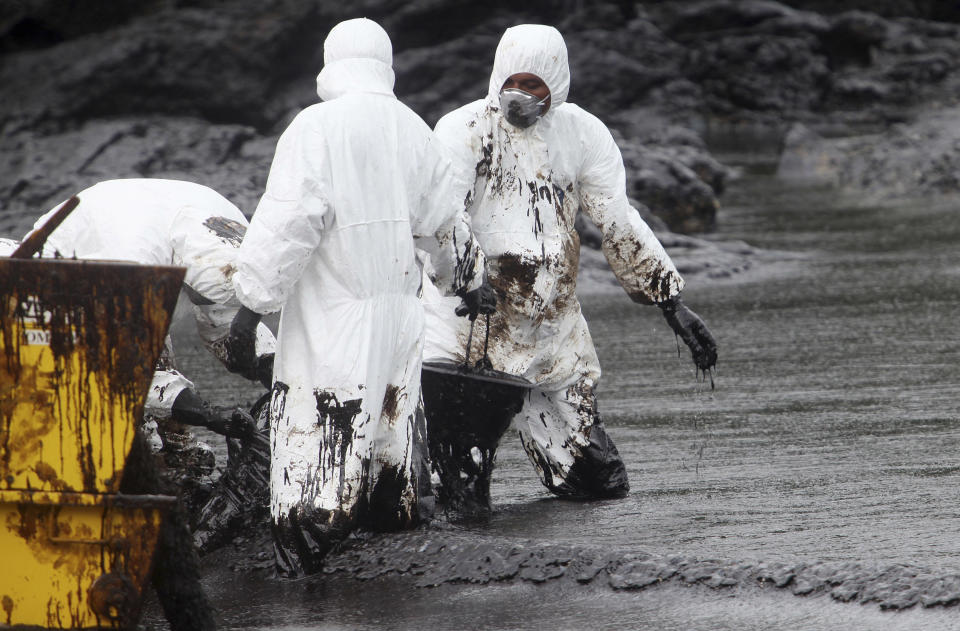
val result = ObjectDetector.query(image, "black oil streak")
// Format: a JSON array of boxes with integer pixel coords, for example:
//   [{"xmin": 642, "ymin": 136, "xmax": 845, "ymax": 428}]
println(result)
[
  {"xmin": 313, "ymin": 390, "xmax": 362, "ymax": 494},
  {"xmin": 382, "ymin": 384, "xmax": 406, "ymax": 421},
  {"xmin": 202, "ymin": 216, "xmax": 247, "ymax": 247},
  {"xmin": 270, "ymin": 381, "xmax": 289, "ymax": 455},
  {"xmin": 450, "ymin": 225, "xmax": 480, "ymax": 295},
  {"xmin": 553, "ymin": 183, "xmax": 565, "ymax": 207},
  {"xmin": 475, "ymin": 141, "xmax": 493, "ymax": 179},
  {"xmin": 648, "ymin": 267, "xmax": 679, "ymax": 301}
]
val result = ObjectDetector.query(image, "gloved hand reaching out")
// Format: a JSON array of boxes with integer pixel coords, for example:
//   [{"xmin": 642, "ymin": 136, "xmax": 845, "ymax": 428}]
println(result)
[
  {"xmin": 658, "ymin": 294, "xmax": 718, "ymax": 373},
  {"xmin": 455, "ymin": 278, "xmax": 497, "ymax": 321},
  {"xmin": 171, "ymin": 389, "xmax": 258, "ymax": 440}
]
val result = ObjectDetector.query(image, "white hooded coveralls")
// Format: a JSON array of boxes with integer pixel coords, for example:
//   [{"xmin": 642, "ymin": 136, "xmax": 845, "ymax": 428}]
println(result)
[
  {"xmin": 232, "ymin": 18, "xmax": 484, "ymax": 570},
  {"xmin": 423, "ymin": 25, "xmax": 684, "ymax": 497},
  {"xmin": 28, "ymin": 178, "xmax": 276, "ymax": 420}
]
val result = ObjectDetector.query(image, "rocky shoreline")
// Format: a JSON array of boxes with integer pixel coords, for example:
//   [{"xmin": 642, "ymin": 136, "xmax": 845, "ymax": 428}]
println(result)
[
  {"xmin": 5, "ymin": 1, "xmax": 960, "ymax": 279},
  {"xmin": 778, "ymin": 106, "xmax": 960, "ymax": 201}
]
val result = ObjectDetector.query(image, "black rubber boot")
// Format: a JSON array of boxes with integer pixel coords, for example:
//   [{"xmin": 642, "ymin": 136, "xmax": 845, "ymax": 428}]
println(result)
[{"xmin": 556, "ymin": 421, "xmax": 630, "ymax": 500}]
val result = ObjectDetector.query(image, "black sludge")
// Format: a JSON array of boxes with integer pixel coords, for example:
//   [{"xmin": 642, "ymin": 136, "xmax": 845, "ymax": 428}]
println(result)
[
  {"xmin": 421, "ymin": 369, "xmax": 526, "ymax": 515},
  {"xmin": 192, "ymin": 392, "xmax": 271, "ymax": 555},
  {"xmin": 356, "ymin": 463, "xmax": 415, "ymax": 532},
  {"xmin": 357, "ymin": 407, "xmax": 434, "ymax": 531},
  {"xmin": 272, "ymin": 506, "xmax": 352, "ymax": 577}
]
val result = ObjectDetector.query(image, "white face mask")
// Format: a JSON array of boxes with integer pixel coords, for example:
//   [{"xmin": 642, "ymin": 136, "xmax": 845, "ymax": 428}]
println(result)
[{"xmin": 499, "ymin": 88, "xmax": 548, "ymax": 128}]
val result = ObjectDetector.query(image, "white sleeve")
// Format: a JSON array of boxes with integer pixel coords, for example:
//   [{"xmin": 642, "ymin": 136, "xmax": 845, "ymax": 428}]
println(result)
[
  {"xmin": 233, "ymin": 113, "xmax": 328, "ymax": 314},
  {"xmin": 433, "ymin": 107, "xmax": 486, "ymax": 217},
  {"xmin": 411, "ymin": 130, "xmax": 485, "ymax": 296},
  {"xmin": 577, "ymin": 111, "xmax": 684, "ymax": 304},
  {"xmin": 144, "ymin": 369, "xmax": 194, "ymax": 418}
]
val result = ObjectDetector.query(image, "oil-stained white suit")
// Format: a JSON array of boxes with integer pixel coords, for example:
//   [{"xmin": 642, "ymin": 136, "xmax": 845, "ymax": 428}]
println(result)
[
  {"xmin": 231, "ymin": 18, "xmax": 484, "ymax": 573},
  {"xmin": 423, "ymin": 25, "xmax": 684, "ymax": 497}
]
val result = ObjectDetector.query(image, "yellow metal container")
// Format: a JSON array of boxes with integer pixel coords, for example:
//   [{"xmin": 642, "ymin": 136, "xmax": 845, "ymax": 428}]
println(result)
[{"xmin": 0, "ymin": 258, "xmax": 185, "ymax": 629}]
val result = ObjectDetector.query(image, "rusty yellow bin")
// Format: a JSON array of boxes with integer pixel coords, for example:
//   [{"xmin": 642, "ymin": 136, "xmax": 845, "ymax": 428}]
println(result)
[{"xmin": 0, "ymin": 258, "xmax": 184, "ymax": 629}]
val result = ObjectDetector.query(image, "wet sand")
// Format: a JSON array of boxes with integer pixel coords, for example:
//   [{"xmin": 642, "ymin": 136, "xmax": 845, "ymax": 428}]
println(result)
[{"xmin": 142, "ymin": 166, "xmax": 960, "ymax": 629}]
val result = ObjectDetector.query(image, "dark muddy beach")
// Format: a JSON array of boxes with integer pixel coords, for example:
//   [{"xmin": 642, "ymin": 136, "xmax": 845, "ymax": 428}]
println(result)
[
  {"xmin": 5, "ymin": 1, "xmax": 960, "ymax": 628},
  {"xmin": 141, "ymin": 161, "xmax": 960, "ymax": 629}
]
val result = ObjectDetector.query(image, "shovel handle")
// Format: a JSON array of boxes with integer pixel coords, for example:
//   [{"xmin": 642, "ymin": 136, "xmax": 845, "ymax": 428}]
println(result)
[
  {"xmin": 482, "ymin": 313, "xmax": 491, "ymax": 360},
  {"xmin": 10, "ymin": 196, "xmax": 80, "ymax": 259},
  {"xmin": 462, "ymin": 318, "xmax": 476, "ymax": 367}
]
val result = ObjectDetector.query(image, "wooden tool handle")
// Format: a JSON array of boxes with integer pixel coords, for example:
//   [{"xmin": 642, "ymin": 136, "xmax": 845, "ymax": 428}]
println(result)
[{"xmin": 10, "ymin": 196, "xmax": 80, "ymax": 259}]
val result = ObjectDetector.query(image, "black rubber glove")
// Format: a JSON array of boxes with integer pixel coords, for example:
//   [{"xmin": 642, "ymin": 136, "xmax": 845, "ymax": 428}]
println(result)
[
  {"xmin": 171, "ymin": 389, "xmax": 258, "ymax": 440},
  {"xmin": 455, "ymin": 279, "xmax": 497, "ymax": 321},
  {"xmin": 255, "ymin": 353, "xmax": 274, "ymax": 390},
  {"xmin": 223, "ymin": 306, "xmax": 262, "ymax": 375},
  {"xmin": 658, "ymin": 294, "xmax": 718, "ymax": 372}
]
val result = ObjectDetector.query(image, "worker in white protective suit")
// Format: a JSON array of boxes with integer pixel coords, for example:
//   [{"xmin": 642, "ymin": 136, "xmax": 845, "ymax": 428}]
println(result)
[
  {"xmin": 25, "ymin": 178, "xmax": 278, "ymax": 631},
  {"xmin": 29, "ymin": 179, "xmax": 276, "ymax": 441},
  {"xmin": 229, "ymin": 18, "xmax": 489, "ymax": 576},
  {"xmin": 422, "ymin": 25, "xmax": 718, "ymax": 500}
]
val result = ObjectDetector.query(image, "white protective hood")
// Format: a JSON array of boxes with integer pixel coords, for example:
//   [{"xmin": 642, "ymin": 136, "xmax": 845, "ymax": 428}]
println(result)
[
  {"xmin": 487, "ymin": 24, "xmax": 570, "ymax": 114},
  {"xmin": 316, "ymin": 18, "xmax": 396, "ymax": 101}
]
